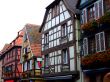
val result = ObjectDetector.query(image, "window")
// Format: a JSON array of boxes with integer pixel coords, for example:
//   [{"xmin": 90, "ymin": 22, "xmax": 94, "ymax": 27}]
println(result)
[
  {"xmin": 81, "ymin": 8, "xmax": 88, "ymax": 24},
  {"xmin": 35, "ymin": 61, "xmax": 41, "ymax": 69},
  {"xmin": 45, "ymin": 54, "xmax": 49, "ymax": 67},
  {"xmin": 83, "ymin": 38, "xmax": 88, "ymax": 56},
  {"xmin": 52, "ymin": 5, "xmax": 59, "ymax": 18},
  {"xmin": 24, "ymin": 62, "xmax": 27, "ymax": 71},
  {"xmin": 95, "ymin": 32, "xmax": 105, "ymax": 52},
  {"xmin": 62, "ymin": 49, "xmax": 68, "ymax": 64},
  {"xmin": 30, "ymin": 60, "xmax": 33, "ymax": 70},
  {"xmin": 87, "ymin": 5, "xmax": 95, "ymax": 21},
  {"xmin": 61, "ymin": 23, "xmax": 67, "ymax": 37},
  {"xmin": 99, "ymin": 0, "xmax": 103, "ymax": 17},
  {"xmin": 44, "ymin": 33, "xmax": 49, "ymax": 44},
  {"xmin": 23, "ymin": 48, "xmax": 27, "ymax": 55},
  {"xmin": 88, "ymin": 37, "xmax": 96, "ymax": 54}
]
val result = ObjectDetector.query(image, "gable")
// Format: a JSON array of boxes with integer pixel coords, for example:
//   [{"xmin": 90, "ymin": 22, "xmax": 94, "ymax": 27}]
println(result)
[{"xmin": 41, "ymin": 0, "xmax": 71, "ymax": 32}]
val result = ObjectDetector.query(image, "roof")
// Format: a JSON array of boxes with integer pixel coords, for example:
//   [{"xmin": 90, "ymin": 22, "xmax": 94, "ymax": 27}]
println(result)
[
  {"xmin": 0, "ymin": 44, "xmax": 10, "ymax": 54},
  {"xmin": 39, "ymin": 0, "xmax": 80, "ymax": 32},
  {"xmin": 25, "ymin": 24, "xmax": 41, "ymax": 57}
]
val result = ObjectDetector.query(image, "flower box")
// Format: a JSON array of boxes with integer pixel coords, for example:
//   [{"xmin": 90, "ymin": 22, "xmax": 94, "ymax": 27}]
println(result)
[
  {"xmin": 81, "ymin": 20, "xmax": 98, "ymax": 31},
  {"xmin": 81, "ymin": 49, "xmax": 110, "ymax": 70}
]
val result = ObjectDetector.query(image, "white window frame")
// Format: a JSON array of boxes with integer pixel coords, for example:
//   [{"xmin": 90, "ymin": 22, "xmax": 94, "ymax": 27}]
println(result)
[{"xmin": 95, "ymin": 32, "xmax": 105, "ymax": 52}]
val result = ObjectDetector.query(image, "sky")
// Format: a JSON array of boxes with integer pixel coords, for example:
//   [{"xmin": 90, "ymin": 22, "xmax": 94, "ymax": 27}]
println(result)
[{"xmin": 0, "ymin": 0, "xmax": 54, "ymax": 50}]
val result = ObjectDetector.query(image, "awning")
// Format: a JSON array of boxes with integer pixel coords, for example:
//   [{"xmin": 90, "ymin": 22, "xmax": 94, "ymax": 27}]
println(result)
[
  {"xmin": 5, "ymin": 80, "xmax": 14, "ymax": 82},
  {"xmin": 44, "ymin": 75, "xmax": 73, "ymax": 80}
]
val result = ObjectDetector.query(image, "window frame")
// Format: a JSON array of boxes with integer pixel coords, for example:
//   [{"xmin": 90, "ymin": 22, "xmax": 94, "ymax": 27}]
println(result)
[{"xmin": 95, "ymin": 32, "xmax": 105, "ymax": 52}]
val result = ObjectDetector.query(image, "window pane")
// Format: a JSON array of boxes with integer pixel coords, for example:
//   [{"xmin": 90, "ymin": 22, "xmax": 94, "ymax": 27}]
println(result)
[
  {"xmin": 48, "ymin": 21, "xmax": 51, "ymax": 29},
  {"xmin": 45, "ymin": 55, "xmax": 49, "ymax": 67},
  {"xmin": 68, "ymin": 25, "xmax": 73, "ymax": 33},
  {"xmin": 56, "ymin": 16, "xmax": 59, "ymax": 25},
  {"xmin": 70, "ymin": 59, "xmax": 75, "ymax": 71},
  {"xmin": 58, "ymin": 26, "xmax": 61, "ymax": 31},
  {"xmin": 58, "ymin": 56, "xmax": 61, "ymax": 64},
  {"xmin": 54, "ymin": 40, "xmax": 57, "ymax": 46},
  {"xmin": 58, "ymin": 65, "xmax": 61, "ymax": 72},
  {"xmin": 58, "ymin": 31, "xmax": 61, "ymax": 37},
  {"xmin": 51, "ymin": 41, "xmax": 54, "ymax": 47},
  {"xmin": 52, "ymin": 18, "xmax": 55, "ymax": 27},
  {"xmin": 62, "ymin": 4, "xmax": 66, "ymax": 11},
  {"xmin": 30, "ymin": 60, "xmax": 32, "ymax": 70},
  {"xmin": 54, "ymin": 28, "xmax": 57, "ymax": 33},
  {"xmin": 51, "ymin": 34, "xmax": 53, "ymax": 40},
  {"xmin": 68, "ymin": 33, "xmax": 73, "ymax": 41},
  {"xmin": 55, "ymin": 56, "xmax": 57, "ymax": 64},
  {"xmin": 64, "ymin": 11, "xmax": 70, "ymax": 19},
  {"xmin": 51, "ymin": 57, "xmax": 54, "ymax": 65},
  {"xmin": 54, "ymin": 33, "xmax": 57, "ymax": 39},
  {"xmin": 69, "ymin": 46, "xmax": 74, "ymax": 58},
  {"xmin": 60, "ymin": 13, "xmax": 65, "ymax": 22},
  {"xmin": 58, "ymin": 50, "xmax": 61, "ymax": 54},
  {"xmin": 63, "ymin": 49, "xmax": 68, "ymax": 64},
  {"xmin": 60, "ymin": 5, "xmax": 63, "ymax": 13},
  {"xmin": 57, "ymin": 39, "xmax": 60, "ymax": 46},
  {"xmin": 67, "ymin": 20, "xmax": 71, "ymax": 26},
  {"xmin": 55, "ymin": 66, "xmax": 57, "ymax": 72},
  {"xmin": 49, "ymin": 36, "xmax": 51, "ymax": 41}
]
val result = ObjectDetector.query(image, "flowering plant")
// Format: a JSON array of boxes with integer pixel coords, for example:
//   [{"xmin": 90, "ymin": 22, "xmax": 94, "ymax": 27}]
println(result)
[
  {"xmin": 81, "ymin": 49, "xmax": 110, "ymax": 69},
  {"xmin": 81, "ymin": 20, "xmax": 98, "ymax": 31},
  {"xmin": 98, "ymin": 12, "xmax": 110, "ymax": 24}
]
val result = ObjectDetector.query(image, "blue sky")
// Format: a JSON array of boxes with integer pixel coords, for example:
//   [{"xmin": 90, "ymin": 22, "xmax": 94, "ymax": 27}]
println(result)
[{"xmin": 0, "ymin": 0, "xmax": 54, "ymax": 50}]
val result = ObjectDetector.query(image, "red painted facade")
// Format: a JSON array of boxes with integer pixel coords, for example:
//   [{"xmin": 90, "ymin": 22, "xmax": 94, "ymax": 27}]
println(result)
[{"xmin": 1, "ymin": 30, "xmax": 23, "ymax": 82}]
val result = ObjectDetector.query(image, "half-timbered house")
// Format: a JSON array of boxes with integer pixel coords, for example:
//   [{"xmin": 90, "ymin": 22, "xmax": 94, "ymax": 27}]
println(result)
[{"xmin": 40, "ymin": 0, "xmax": 81, "ymax": 82}]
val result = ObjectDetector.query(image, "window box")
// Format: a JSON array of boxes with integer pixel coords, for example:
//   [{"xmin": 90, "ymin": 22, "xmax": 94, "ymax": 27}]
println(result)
[
  {"xmin": 81, "ymin": 12, "xmax": 110, "ymax": 31},
  {"xmin": 98, "ymin": 12, "xmax": 110, "ymax": 25},
  {"xmin": 81, "ymin": 20, "xmax": 98, "ymax": 31},
  {"xmin": 81, "ymin": 49, "xmax": 110, "ymax": 70}
]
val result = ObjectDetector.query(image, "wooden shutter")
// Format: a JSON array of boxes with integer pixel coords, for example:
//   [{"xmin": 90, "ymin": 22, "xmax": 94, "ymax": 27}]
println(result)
[
  {"xmin": 99, "ymin": 0, "xmax": 103, "ymax": 17},
  {"xmin": 96, "ymin": 33, "xmax": 100, "ymax": 52},
  {"xmin": 83, "ymin": 8, "xmax": 87, "ymax": 23},
  {"xmin": 83, "ymin": 38, "xmax": 88, "ymax": 56},
  {"xmin": 100, "ymin": 32, "xmax": 105, "ymax": 51},
  {"xmin": 94, "ymin": 2, "xmax": 99, "ymax": 19}
]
